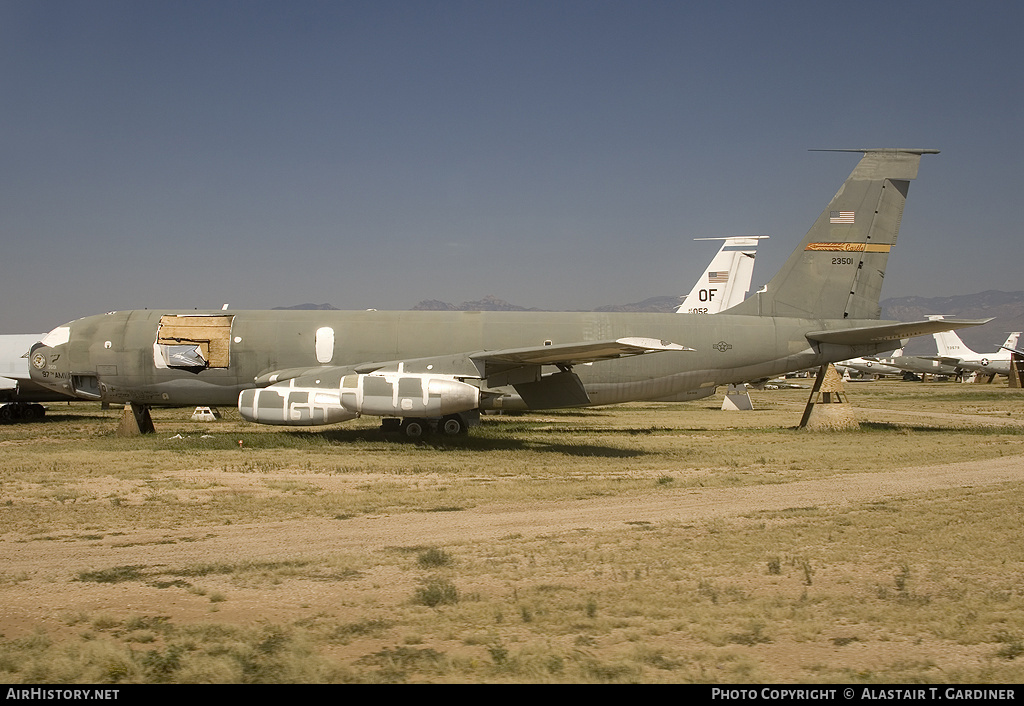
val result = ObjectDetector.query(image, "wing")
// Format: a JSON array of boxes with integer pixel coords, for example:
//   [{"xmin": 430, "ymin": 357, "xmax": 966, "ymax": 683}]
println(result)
[
  {"xmin": 467, "ymin": 337, "xmax": 692, "ymax": 408},
  {"xmin": 254, "ymin": 337, "xmax": 690, "ymax": 386},
  {"xmin": 469, "ymin": 337, "xmax": 691, "ymax": 385},
  {"xmin": 242, "ymin": 337, "xmax": 691, "ymax": 424},
  {"xmin": 919, "ymin": 356, "xmax": 965, "ymax": 367}
]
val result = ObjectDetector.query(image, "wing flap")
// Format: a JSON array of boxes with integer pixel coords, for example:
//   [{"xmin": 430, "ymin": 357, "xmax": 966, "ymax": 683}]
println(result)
[
  {"xmin": 807, "ymin": 319, "xmax": 992, "ymax": 346},
  {"xmin": 472, "ymin": 337, "xmax": 691, "ymax": 388},
  {"xmin": 471, "ymin": 337, "xmax": 691, "ymax": 366}
]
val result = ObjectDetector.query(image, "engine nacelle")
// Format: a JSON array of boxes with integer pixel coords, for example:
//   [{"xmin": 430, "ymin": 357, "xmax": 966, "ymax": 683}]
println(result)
[
  {"xmin": 338, "ymin": 373, "xmax": 479, "ymax": 417},
  {"xmin": 238, "ymin": 385, "xmax": 358, "ymax": 426},
  {"xmin": 238, "ymin": 372, "xmax": 479, "ymax": 426}
]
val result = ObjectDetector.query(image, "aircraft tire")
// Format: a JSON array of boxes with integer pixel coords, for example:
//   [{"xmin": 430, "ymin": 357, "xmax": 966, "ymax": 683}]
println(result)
[
  {"xmin": 439, "ymin": 414, "xmax": 466, "ymax": 436},
  {"xmin": 21, "ymin": 404, "xmax": 45, "ymax": 420},
  {"xmin": 401, "ymin": 418, "xmax": 429, "ymax": 439}
]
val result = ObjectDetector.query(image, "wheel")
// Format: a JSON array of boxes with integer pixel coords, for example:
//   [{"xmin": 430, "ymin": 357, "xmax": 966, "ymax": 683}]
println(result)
[
  {"xmin": 400, "ymin": 418, "xmax": 428, "ymax": 439},
  {"xmin": 21, "ymin": 404, "xmax": 45, "ymax": 420},
  {"xmin": 439, "ymin": 414, "xmax": 466, "ymax": 436},
  {"xmin": 0, "ymin": 404, "xmax": 13, "ymax": 422}
]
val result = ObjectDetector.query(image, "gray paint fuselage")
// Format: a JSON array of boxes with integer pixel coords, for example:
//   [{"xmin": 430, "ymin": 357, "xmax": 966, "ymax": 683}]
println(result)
[{"xmin": 32, "ymin": 308, "xmax": 894, "ymax": 408}]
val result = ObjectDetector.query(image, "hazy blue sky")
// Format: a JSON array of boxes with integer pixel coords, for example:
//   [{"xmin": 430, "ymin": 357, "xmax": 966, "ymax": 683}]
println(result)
[{"xmin": 2, "ymin": 0, "xmax": 1021, "ymax": 332}]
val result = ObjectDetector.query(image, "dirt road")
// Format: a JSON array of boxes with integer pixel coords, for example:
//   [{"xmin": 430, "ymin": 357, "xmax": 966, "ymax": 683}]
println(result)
[{"xmin": 5, "ymin": 453, "xmax": 1022, "ymax": 578}]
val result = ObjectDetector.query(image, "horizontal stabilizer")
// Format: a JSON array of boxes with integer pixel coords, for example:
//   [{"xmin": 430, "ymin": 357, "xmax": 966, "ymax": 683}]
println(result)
[{"xmin": 806, "ymin": 319, "xmax": 992, "ymax": 346}]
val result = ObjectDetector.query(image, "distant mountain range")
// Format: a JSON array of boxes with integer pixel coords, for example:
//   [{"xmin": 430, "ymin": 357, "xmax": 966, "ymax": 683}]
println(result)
[
  {"xmin": 880, "ymin": 290, "xmax": 1024, "ymax": 355},
  {"xmin": 277, "ymin": 290, "xmax": 1024, "ymax": 355}
]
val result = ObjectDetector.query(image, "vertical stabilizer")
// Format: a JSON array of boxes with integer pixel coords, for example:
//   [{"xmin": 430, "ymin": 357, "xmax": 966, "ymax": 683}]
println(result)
[
  {"xmin": 726, "ymin": 149, "xmax": 938, "ymax": 320},
  {"xmin": 928, "ymin": 315, "xmax": 977, "ymax": 357},
  {"xmin": 676, "ymin": 236, "xmax": 766, "ymax": 313}
]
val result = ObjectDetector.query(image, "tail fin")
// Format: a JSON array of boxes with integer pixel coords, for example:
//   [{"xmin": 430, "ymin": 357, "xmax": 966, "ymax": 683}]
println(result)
[
  {"xmin": 726, "ymin": 149, "xmax": 939, "ymax": 320},
  {"xmin": 928, "ymin": 315, "xmax": 978, "ymax": 356},
  {"xmin": 676, "ymin": 236, "xmax": 767, "ymax": 314},
  {"xmin": 1002, "ymin": 332, "xmax": 1021, "ymax": 350}
]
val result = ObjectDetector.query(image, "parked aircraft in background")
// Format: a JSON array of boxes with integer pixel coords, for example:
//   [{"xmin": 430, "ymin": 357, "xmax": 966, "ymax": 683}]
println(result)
[
  {"xmin": 677, "ymin": 235, "xmax": 767, "ymax": 410},
  {"xmin": 925, "ymin": 317, "xmax": 1019, "ymax": 377},
  {"xmin": 0, "ymin": 333, "xmax": 77, "ymax": 420},
  {"xmin": 29, "ymin": 149, "xmax": 987, "ymax": 436},
  {"xmin": 867, "ymin": 350, "xmax": 961, "ymax": 379},
  {"xmin": 676, "ymin": 236, "xmax": 767, "ymax": 314},
  {"xmin": 834, "ymin": 350, "xmax": 905, "ymax": 378}
]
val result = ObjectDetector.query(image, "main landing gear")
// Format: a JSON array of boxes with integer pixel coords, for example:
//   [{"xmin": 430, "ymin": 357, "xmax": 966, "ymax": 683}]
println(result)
[
  {"xmin": 381, "ymin": 412, "xmax": 473, "ymax": 439},
  {"xmin": 0, "ymin": 403, "xmax": 46, "ymax": 422}
]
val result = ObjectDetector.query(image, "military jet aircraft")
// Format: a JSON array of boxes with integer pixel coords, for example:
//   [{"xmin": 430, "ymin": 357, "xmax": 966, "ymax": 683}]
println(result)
[
  {"xmin": 865, "ymin": 350, "xmax": 960, "ymax": 380},
  {"xmin": 28, "ymin": 148, "xmax": 987, "ymax": 436},
  {"xmin": 675, "ymin": 236, "xmax": 767, "ymax": 314},
  {"xmin": 925, "ymin": 317, "xmax": 1019, "ymax": 377},
  {"xmin": 834, "ymin": 349, "xmax": 905, "ymax": 378}
]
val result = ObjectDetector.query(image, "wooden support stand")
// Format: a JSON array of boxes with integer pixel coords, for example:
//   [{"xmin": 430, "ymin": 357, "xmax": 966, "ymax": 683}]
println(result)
[
  {"xmin": 798, "ymin": 364, "xmax": 859, "ymax": 431},
  {"xmin": 1010, "ymin": 353, "xmax": 1024, "ymax": 389},
  {"xmin": 116, "ymin": 402, "xmax": 155, "ymax": 436}
]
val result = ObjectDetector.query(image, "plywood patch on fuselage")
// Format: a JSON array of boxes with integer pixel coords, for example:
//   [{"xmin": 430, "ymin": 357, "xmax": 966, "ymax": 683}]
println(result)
[{"xmin": 157, "ymin": 315, "xmax": 234, "ymax": 368}]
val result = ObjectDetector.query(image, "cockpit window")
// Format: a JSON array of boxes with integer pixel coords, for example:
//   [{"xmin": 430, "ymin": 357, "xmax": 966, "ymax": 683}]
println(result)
[{"xmin": 40, "ymin": 326, "xmax": 71, "ymax": 348}]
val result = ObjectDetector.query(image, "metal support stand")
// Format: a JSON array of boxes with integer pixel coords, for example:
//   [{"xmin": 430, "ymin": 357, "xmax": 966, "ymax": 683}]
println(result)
[
  {"xmin": 191, "ymin": 406, "xmax": 221, "ymax": 421},
  {"xmin": 721, "ymin": 383, "xmax": 754, "ymax": 411}
]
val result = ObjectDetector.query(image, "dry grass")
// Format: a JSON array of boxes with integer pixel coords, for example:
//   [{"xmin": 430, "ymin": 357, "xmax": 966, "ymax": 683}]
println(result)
[{"xmin": 1, "ymin": 380, "xmax": 1024, "ymax": 682}]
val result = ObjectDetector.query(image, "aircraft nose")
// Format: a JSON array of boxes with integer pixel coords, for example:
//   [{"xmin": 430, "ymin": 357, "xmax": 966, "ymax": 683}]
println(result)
[
  {"xmin": 29, "ymin": 342, "xmax": 52, "ymax": 374},
  {"xmin": 28, "ymin": 342, "xmax": 73, "ymax": 395}
]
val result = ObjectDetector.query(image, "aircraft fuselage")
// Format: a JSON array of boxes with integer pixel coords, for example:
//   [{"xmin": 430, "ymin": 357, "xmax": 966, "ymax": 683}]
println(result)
[{"xmin": 29, "ymin": 308, "xmax": 894, "ymax": 411}]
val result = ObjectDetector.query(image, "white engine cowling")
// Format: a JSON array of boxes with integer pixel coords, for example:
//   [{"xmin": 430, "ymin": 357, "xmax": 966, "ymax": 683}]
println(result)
[
  {"xmin": 338, "ymin": 373, "xmax": 479, "ymax": 417},
  {"xmin": 237, "ymin": 386, "xmax": 357, "ymax": 426},
  {"xmin": 238, "ymin": 373, "xmax": 479, "ymax": 426}
]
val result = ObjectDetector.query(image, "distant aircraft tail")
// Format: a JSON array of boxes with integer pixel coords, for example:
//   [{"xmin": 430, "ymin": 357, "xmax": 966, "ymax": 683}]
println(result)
[
  {"xmin": 928, "ymin": 315, "xmax": 978, "ymax": 357},
  {"xmin": 725, "ymin": 149, "xmax": 939, "ymax": 320},
  {"xmin": 676, "ymin": 236, "xmax": 767, "ymax": 314}
]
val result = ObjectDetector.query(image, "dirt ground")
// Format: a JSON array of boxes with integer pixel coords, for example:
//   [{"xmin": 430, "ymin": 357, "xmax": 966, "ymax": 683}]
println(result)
[
  {"xmin": 3, "ymin": 388, "xmax": 1024, "ymax": 682},
  {"xmin": 3, "ymin": 451, "xmax": 1023, "ymax": 643}
]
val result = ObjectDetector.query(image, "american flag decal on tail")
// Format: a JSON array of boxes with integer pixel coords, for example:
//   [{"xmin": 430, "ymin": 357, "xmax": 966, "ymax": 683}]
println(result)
[
  {"xmin": 708, "ymin": 271, "xmax": 729, "ymax": 283},
  {"xmin": 830, "ymin": 211, "xmax": 855, "ymax": 224}
]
